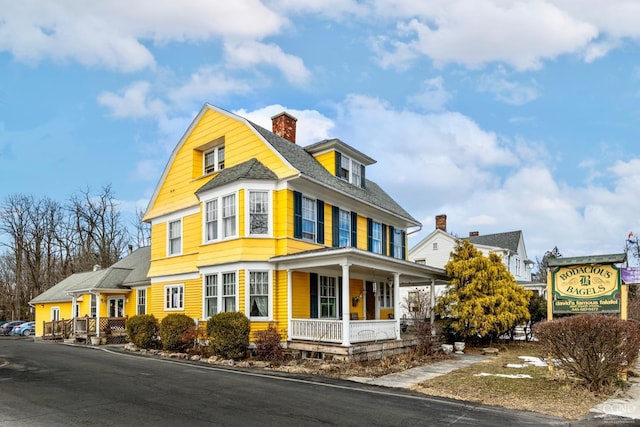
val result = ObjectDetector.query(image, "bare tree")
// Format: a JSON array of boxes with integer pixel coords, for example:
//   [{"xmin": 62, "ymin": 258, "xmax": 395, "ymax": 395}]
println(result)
[
  {"xmin": 132, "ymin": 207, "xmax": 151, "ymax": 248},
  {"xmin": 534, "ymin": 246, "xmax": 562, "ymax": 283}
]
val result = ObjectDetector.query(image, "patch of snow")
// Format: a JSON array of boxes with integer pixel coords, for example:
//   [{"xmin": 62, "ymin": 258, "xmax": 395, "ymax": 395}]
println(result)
[{"xmin": 474, "ymin": 373, "xmax": 533, "ymax": 379}]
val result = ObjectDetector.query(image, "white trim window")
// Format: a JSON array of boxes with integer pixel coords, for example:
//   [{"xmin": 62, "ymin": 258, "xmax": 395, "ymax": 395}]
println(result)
[
  {"xmin": 301, "ymin": 196, "xmax": 316, "ymax": 241},
  {"xmin": 248, "ymin": 191, "xmax": 269, "ymax": 235},
  {"xmin": 222, "ymin": 272, "xmax": 236, "ymax": 312},
  {"xmin": 222, "ymin": 194, "xmax": 236, "ymax": 238},
  {"xmin": 165, "ymin": 284, "xmax": 184, "ymax": 310},
  {"xmin": 392, "ymin": 228, "xmax": 403, "ymax": 259},
  {"xmin": 137, "ymin": 288, "xmax": 146, "ymax": 315},
  {"xmin": 338, "ymin": 209, "xmax": 351, "ymax": 247},
  {"xmin": 339, "ymin": 153, "xmax": 363, "ymax": 186},
  {"xmin": 371, "ymin": 221, "xmax": 382, "ymax": 254},
  {"xmin": 202, "ymin": 272, "xmax": 237, "ymax": 318},
  {"xmin": 205, "ymin": 200, "xmax": 218, "ymax": 242},
  {"xmin": 168, "ymin": 219, "xmax": 182, "ymax": 256},
  {"xmin": 51, "ymin": 306, "xmax": 60, "ymax": 321},
  {"xmin": 379, "ymin": 282, "xmax": 394, "ymax": 309},
  {"xmin": 249, "ymin": 271, "xmax": 269, "ymax": 319},
  {"xmin": 204, "ymin": 274, "xmax": 218, "ymax": 318},
  {"xmin": 204, "ymin": 144, "xmax": 225, "ymax": 174},
  {"xmin": 90, "ymin": 294, "xmax": 96, "ymax": 317},
  {"xmin": 319, "ymin": 276, "xmax": 338, "ymax": 318}
]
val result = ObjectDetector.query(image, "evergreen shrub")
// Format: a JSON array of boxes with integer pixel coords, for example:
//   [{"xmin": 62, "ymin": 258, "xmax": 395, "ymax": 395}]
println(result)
[
  {"xmin": 125, "ymin": 314, "xmax": 159, "ymax": 349},
  {"xmin": 160, "ymin": 314, "xmax": 196, "ymax": 352},
  {"xmin": 207, "ymin": 312, "xmax": 250, "ymax": 359}
]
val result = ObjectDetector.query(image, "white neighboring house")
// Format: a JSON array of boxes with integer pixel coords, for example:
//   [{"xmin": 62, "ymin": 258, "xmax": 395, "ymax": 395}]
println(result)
[{"xmin": 401, "ymin": 214, "xmax": 544, "ymax": 320}]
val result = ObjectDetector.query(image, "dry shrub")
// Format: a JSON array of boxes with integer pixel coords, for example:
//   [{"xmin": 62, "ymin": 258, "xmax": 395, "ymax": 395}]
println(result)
[
  {"xmin": 253, "ymin": 323, "xmax": 283, "ymax": 364},
  {"xmin": 160, "ymin": 314, "xmax": 196, "ymax": 352},
  {"xmin": 534, "ymin": 314, "xmax": 640, "ymax": 392}
]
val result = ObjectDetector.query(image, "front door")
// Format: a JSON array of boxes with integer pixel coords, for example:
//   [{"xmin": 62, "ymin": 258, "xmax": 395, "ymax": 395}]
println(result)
[
  {"xmin": 108, "ymin": 296, "xmax": 125, "ymax": 317},
  {"xmin": 365, "ymin": 281, "xmax": 376, "ymax": 320}
]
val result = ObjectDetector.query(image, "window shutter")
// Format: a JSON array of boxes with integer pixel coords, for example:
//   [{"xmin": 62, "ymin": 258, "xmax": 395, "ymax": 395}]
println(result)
[
  {"xmin": 401, "ymin": 230, "xmax": 407, "ymax": 260},
  {"xmin": 332, "ymin": 206, "xmax": 339, "ymax": 247},
  {"xmin": 360, "ymin": 164, "xmax": 366, "ymax": 189},
  {"xmin": 335, "ymin": 152, "xmax": 342, "ymax": 177},
  {"xmin": 350, "ymin": 211, "xmax": 357, "ymax": 247},
  {"xmin": 310, "ymin": 273, "xmax": 318, "ymax": 319},
  {"xmin": 389, "ymin": 225, "xmax": 395, "ymax": 256},
  {"xmin": 316, "ymin": 199, "xmax": 324, "ymax": 244},
  {"xmin": 367, "ymin": 218, "xmax": 373, "ymax": 252},
  {"xmin": 382, "ymin": 224, "xmax": 387, "ymax": 256},
  {"xmin": 293, "ymin": 191, "xmax": 302, "ymax": 239}
]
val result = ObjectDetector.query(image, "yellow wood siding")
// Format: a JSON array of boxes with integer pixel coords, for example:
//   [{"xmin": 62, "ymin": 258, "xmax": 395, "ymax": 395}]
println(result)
[
  {"xmin": 356, "ymin": 215, "xmax": 367, "ymax": 250},
  {"xmin": 145, "ymin": 109, "xmax": 297, "ymax": 221},
  {"xmin": 149, "ymin": 277, "xmax": 202, "ymax": 322},
  {"xmin": 314, "ymin": 151, "xmax": 336, "ymax": 175}
]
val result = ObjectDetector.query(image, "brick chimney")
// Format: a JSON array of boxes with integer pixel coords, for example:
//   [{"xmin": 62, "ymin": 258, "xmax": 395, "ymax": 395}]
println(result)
[
  {"xmin": 435, "ymin": 214, "xmax": 447, "ymax": 232},
  {"xmin": 469, "ymin": 231, "xmax": 479, "ymax": 237},
  {"xmin": 271, "ymin": 112, "xmax": 297, "ymax": 143}
]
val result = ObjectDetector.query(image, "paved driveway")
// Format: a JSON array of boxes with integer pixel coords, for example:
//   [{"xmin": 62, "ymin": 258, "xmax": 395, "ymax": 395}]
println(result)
[{"xmin": 1, "ymin": 337, "xmax": 573, "ymax": 426}]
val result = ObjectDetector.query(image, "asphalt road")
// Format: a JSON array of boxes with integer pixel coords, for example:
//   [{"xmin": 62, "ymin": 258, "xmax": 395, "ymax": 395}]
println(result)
[{"xmin": 0, "ymin": 337, "xmax": 584, "ymax": 426}]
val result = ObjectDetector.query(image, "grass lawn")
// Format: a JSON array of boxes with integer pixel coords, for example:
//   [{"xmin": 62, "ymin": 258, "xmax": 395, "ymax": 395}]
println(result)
[{"xmin": 413, "ymin": 342, "xmax": 615, "ymax": 419}]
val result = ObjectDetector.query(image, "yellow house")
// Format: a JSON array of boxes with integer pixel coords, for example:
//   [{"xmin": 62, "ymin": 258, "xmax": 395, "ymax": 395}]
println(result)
[
  {"xmin": 143, "ymin": 104, "xmax": 446, "ymax": 357},
  {"xmin": 29, "ymin": 246, "xmax": 151, "ymax": 341}
]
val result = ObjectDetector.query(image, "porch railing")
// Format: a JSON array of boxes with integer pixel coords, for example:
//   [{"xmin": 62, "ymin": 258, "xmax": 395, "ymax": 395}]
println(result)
[
  {"xmin": 43, "ymin": 317, "xmax": 128, "ymax": 344},
  {"xmin": 290, "ymin": 319, "xmax": 398, "ymax": 344},
  {"xmin": 42, "ymin": 319, "xmax": 74, "ymax": 340}
]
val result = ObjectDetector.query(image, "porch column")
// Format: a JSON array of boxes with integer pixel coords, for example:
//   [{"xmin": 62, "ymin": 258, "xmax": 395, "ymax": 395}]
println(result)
[
  {"xmin": 95, "ymin": 293, "xmax": 101, "ymax": 338},
  {"xmin": 393, "ymin": 273, "xmax": 401, "ymax": 340},
  {"xmin": 430, "ymin": 279, "xmax": 436, "ymax": 336},
  {"xmin": 71, "ymin": 295, "xmax": 77, "ymax": 336},
  {"xmin": 287, "ymin": 269, "xmax": 292, "ymax": 342},
  {"xmin": 341, "ymin": 263, "xmax": 351, "ymax": 346}
]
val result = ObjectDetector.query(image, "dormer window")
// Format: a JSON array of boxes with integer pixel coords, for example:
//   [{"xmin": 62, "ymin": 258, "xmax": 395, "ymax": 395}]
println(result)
[
  {"xmin": 204, "ymin": 145, "xmax": 225, "ymax": 174},
  {"xmin": 336, "ymin": 152, "xmax": 365, "ymax": 188}
]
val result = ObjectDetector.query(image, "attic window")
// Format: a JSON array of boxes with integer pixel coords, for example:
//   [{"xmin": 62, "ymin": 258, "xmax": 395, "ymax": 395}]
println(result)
[
  {"xmin": 204, "ymin": 145, "xmax": 225, "ymax": 174},
  {"xmin": 336, "ymin": 152, "xmax": 365, "ymax": 188}
]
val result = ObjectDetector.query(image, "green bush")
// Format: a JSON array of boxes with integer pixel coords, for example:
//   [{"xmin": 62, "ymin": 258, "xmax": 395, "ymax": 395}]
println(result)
[
  {"xmin": 126, "ymin": 314, "xmax": 160, "ymax": 349},
  {"xmin": 160, "ymin": 314, "xmax": 196, "ymax": 352},
  {"xmin": 206, "ymin": 312, "xmax": 250, "ymax": 359},
  {"xmin": 253, "ymin": 323, "xmax": 283, "ymax": 363},
  {"xmin": 534, "ymin": 314, "xmax": 640, "ymax": 392}
]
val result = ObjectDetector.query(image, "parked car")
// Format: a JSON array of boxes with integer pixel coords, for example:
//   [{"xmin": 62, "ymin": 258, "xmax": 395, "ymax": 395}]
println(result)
[
  {"xmin": 1, "ymin": 321, "xmax": 26, "ymax": 336},
  {"xmin": 11, "ymin": 321, "xmax": 35, "ymax": 336}
]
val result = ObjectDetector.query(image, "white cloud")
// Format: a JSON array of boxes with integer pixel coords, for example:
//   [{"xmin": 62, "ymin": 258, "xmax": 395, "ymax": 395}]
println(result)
[
  {"xmin": 168, "ymin": 67, "xmax": 252, "ymax": 106},
  {"xmin": 373, "ymin": 1, "xmax": 598, "ymax": 71},
  {"xmin": 233, "ymin": 105, "xmax": 335, "ymax": 145},
  {"xmin": 0, "ymin": 1, "xmax": 286, "ymax": 72},
  {"xmin": 477, "ymin": 67, "xmax": 539, "ymax": 105},
  {"xmin": 224, "ymin": 40, "xmax": 311, "ymax": 86},
  {"xmin": 98, "ymin": 82, "xmax": 167, "ymax": 119},
  {"xmin": 407, "ymin": 77, "xmax": 451, "ymax": 112}
]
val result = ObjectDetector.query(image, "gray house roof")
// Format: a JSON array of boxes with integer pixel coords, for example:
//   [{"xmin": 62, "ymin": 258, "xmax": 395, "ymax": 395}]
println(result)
[
  {"xmin": 547, "ymin": 253, "xmax": 626, "ymax": 267},
  {"xmin": 196, "ymin": 158, "xmax": 278, "ymax": 195},
  {"xmin": 468, "ymin": 231, "xmax": 523, "ymax": 253},
  {"xmin": 29, "ymin": 246, "xmax": 151, "ymax": 304},
  {"xmin": 249, "ymin": 122, "xmax": 418, "ymax": 224}
]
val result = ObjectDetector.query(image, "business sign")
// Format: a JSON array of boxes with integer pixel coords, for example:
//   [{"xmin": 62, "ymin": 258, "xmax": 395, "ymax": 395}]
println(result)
[{"xmin": 552, "ymin": 264, "xmax": 621, "ymax": 314}]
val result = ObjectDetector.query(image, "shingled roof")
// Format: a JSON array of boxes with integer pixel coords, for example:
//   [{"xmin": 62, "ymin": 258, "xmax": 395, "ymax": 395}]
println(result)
[
  {"xmin": 249, "ymin": 122, "xmax": 418, "ymax": 224},
  {"xmin": 468, "ymin": 231, "xmax": 523, "ymax": 253},
  {"xmin": 196, "ymin": 158, "xmax": 278, "ymax": 195},
  {"xmin": 29, "ymin": 247, "xmax": 150, "ymax": 304}
]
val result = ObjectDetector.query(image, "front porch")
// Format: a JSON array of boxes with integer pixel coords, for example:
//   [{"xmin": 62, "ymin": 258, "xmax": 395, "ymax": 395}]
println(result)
[
  {"xmin": 41, "ymin": 316, "xmax": 128, "ymax": 344},
  {"xmin": 272, "ymin": 247, "xmax": 447, "ymax": 360}
]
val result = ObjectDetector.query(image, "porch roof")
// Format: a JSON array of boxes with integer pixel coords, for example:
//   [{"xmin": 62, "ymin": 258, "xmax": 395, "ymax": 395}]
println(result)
[{"xmin": 270, "ymin": 247, "xmax": 447, "ymax": 284}]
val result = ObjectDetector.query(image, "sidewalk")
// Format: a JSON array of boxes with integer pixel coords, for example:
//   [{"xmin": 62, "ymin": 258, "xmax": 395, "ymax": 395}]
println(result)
[
  {"xmin": 588, "ymin": 360, "xmax": 640, "ymax": 421},
  {"xmin": 347, "ymin": 353, "xmax": 487, "ymax": 388}
]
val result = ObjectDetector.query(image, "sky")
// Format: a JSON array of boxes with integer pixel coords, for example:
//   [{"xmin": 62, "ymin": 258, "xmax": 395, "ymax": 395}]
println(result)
[{"xmin": 1, "ymin": 1, "xmax": 640, "ymax": 266}]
